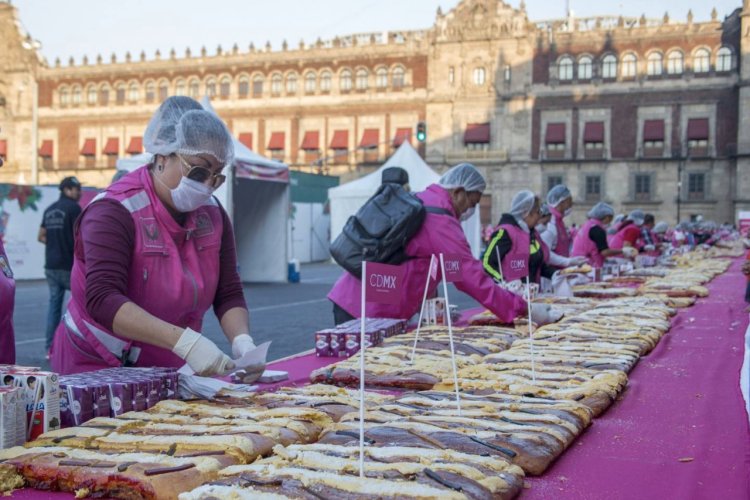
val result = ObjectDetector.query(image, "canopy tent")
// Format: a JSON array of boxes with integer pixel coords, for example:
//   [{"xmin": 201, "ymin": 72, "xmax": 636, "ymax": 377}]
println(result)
[
  {"xmin": 116, "ymin": 97, "xmax": 291, "ymax": 282},
  {"xmin": 328, "ymin": 142, "xmax": 481, "ymax": 257}
]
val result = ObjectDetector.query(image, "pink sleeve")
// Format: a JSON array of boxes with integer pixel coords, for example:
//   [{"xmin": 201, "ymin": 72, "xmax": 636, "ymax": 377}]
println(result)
[
  {"xmin": 429, "ymin": 217, "xmax": 527, "ymax": 323},
  {"xmin": 212, "ymin": 207, "xmax": 248, "ymax": 319},
  {"xmin": 79, "ymin": 200, "xmax": 134, "ymax": 330}
]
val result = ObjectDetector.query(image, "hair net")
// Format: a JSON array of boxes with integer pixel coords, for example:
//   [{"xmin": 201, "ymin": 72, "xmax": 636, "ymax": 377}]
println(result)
[
  {"xmin": 676, "ymin": 222, "xmax": 693, "ymax": 231},
  {"xmin": 143, "ymin": 96, "xmax": 234, "ymax": 166},
  {"xmin": 587, "ymin": 202, "xmax": 615, "ymax": 220},
  {"xmin": 546, "ymin": 184, "xmax": 572, "ymax": 207},
  {"xmin": 653, "ymin": 221, "xmax": 669, "ymax": 234},
  {"xmin": 627, "ymin": 209, "xmax": 646, "ymax": 226},
  {"xmin": 613, "ymin": 214, "xmax": 625, "ymax": 225},
  {"xmin": 539, "ymin": 203, "xmax": 551, "ymax": 218},
  {"xmin": 438, "ymin": 163, "xmax": 486, "ymax": 193},
  {"xmin": 509, "ymin": 190, "xmax": 537, "ymax": 219}
]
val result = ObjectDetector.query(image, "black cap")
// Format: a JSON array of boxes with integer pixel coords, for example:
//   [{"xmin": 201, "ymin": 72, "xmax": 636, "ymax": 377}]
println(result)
[
  {"xmin": 59, "ymin": 176, "xmax": 81, "ymax": 190},
  {"xmin": 381, "ymin": 166, "xmax": 409, "ymax": 186}
]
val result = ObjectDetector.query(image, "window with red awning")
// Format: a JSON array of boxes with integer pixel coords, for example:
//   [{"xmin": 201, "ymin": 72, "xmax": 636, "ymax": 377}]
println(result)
[
  {"xmin": 359, "ymin": 129, "xmax": 379, "ymax": 149},
  {"xmin": 39, "ymin": 140, "xmax": 53, "ymax": 157},
  {"xmin": 267, "ymin": 132, "xmax": 285, "ymax": 150},
  {"xmin": 330, "ymin": 130, "xmax": 349, "ymax": 150},
  {"xmin": 545, "ymin": 123, "xmax": 566, "ymax": 144},
  {"xmin": 687, "ymin": 118, "xmax": 709, "ymax": 140},
  {"xmin": 80, "ymin": 138, "xmax": 96, "ymax": 156},
  {"xmin": 464, "ymin": 123, "xmax": 490, "ymax": 144},
  {"xmin": 392, "ymin": 128, "xmax": 412, "ymax": 147},
  {"xmin": 300, "ymin": 131, "xmax": 320, "ymax": 150},
  {"xmin": 103, "ymin": 137, "xmax": 119, "ymax": 155},
  {"xmin": 126, "ymin": 137, "xmax": 143, "ymax": 154},
  {"xmin": 643, "ymin": 120, "xmax": 665, "ymax": 141},
  {"xmin": 238, "ymin": 133, "xmax": 253, "ymax": 150},
  {"xmin": 0, "ymin": 140, "xmax": 6, "ymax": 157},
  {"xmin": 583, "ymin": 122, "xmax": 604, "ymax": 143}
]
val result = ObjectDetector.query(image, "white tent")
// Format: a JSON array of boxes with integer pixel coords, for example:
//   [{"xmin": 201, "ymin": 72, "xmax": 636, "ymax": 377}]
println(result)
[
  {"xmin": 328, "ymin": 142, "xmax": 481, "ymax": 257},
  {"xmin": 116, "ymin": 97, "xmax": 291, "ymax": 282}
]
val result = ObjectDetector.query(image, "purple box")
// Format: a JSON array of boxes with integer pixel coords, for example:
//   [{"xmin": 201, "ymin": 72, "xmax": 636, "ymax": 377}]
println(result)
[
  {"xmin": 315, "ymin": 331, "xmax": 331, "ymax": 357},
  {"xmin": 91, "ymin": 384, "xmax": 111, "ymax": 418},
  {"xmin": 60, "ymin": 384, "xmax": 93, "ymax": 427},
  {"xmin": 106, "ymin": 382, "xmax": 133, "ymax": 416},
  {"xmin": 331, "ymin": 331, "xmax": 346, "ymax": 357},
  {"xmin": 132, "ymin": 381, "xmax": 148, "ymax": 411}
]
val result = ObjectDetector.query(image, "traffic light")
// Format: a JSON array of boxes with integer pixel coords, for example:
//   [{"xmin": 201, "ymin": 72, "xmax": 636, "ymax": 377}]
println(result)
[{"xmin": 416, "ymin": 121, "xmax": 427, "ymax": 143}]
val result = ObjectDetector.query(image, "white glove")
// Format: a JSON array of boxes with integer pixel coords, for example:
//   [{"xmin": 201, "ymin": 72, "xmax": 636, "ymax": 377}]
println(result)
[
  {"xmin": 231, "ymin": 334, "xmax": 257, "ymax": 358},
  {"xmin": 622, "ymin": 247, "xmax": 638, "ymax": 258},
  {"xmin": 172, "ymin": 328, "xmax": 235, "ymax": 376},
  {"xmin": 568, "ymin": 256, "xmax": 588, "ymax": 266},
  {"xmin": 529, "ymin": 303, "xmax": 561, "ymax": 326},
  {"xmin": 643, "ymin": 244, "xmax": 656, "ymax": 252}
]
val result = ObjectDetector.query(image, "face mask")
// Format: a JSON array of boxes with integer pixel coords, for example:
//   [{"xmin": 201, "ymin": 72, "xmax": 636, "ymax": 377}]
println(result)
[
  {"xmin": 460, "ymin": 205, "xmax": 476, "ymax": 222},
  {"xmin": 536, "ymin": 223, "xmax": 547, "ymax": 233},
  {"xmin": 564, "ymin": 208, "xmax": 572, "ymax": 217},
  {"xmin": 170, "ymin": 176, "xmax": 215, "ymax": 212}
]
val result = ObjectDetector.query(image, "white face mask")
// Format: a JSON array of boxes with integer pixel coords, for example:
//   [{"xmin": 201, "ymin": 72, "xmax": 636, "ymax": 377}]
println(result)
[
  {"xmin": 460, "ymin": 205, "xmax": 476, "ymax": 222},
  {"xmin": 169, "ymin": 176, "xmax": 215, "ymax": 212}
]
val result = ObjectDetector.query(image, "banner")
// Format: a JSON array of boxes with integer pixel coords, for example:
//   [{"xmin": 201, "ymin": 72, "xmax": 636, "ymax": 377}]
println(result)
[
  {"xmin": 364, "ymin": 261, "xmax": 404, "ymax": 305},
  {"xmin": 442, "ymin": 254, "xmax": 463, "ymax": 282}
]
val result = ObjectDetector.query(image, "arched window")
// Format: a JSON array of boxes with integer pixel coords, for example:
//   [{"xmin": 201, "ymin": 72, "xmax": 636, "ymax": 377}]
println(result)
[
  {"xmin": 473, "ymin": 67, "xmax": 486, "ymax": 85},
  {"xmin": 355, "ymin": 69, "xmax": 368, "ymax": 90},
  {"xmin": 205, "ymin": 78, "xmax": 216, "ymax": 97},
  {"xmin": 667, "ymin": 51, "xmax": 683, "ymax": 75},
  {"xmin": 158, "ymin": 80, "xmax": 169, "ymax": 101},
  {"xmin": 238, "ymin": 76, "xmax": 249, "ymax": 97},
  {"xmin": 320, "ymin": 71, "xmax": 332, "ymax": 92},
  {"xmin": 304, "ymin": 72, "xmax": 316, "ymax": 93},
  {"xmin": 621, "ymin": 53, "xmax": 637, "ymax": 78},
  {"xmin": 693, "ymin": 48, "xmax": 710, "ymax": 74},
  {"xmin": 86, "ymin": 85, "xmax": 97, "ymax": 105},
  {"xmin": 98, "ymin": 85, "xmax": 110, "ymax": 106},
  {"xmin": 128, "ymin": 82, "xmax": 139, "ymax": 103},
  {"xmin": 144, "ymin": 82, "xmax": 155, "ymax": 103},
  {"xmin": 392, "ymin": 66, "xmax": 405, "ymax": 89},
  {"xmin": 340, "ymin": 69, "xmax": 352, "ymax": 91},
  {"xmin": 286, "ymin": 73, "xmax": 298, "ymax": 94},
  {"xmin": 188, "ymin": 79, "xmax": 200, "ymax": 98},
  {"xmin": 271, "ymin": 74, "xmax": 282, "ymax": 95},
  {"xmin": 602, "ymin": 54, "xmax": 617, "ymax": 79},
  {"xmin": 220, "ymin": 76, "xmax": 231, "ymax": 97},
  {"xmin": 175, "ymin": 78, "xmax": 186, "ymax": 96},
  {"xmin": 71, "ymin": 85, "xmax": 82, "ymax": 105},
  {"xmin": 59, "ymin": 87, "xmax": 69, "ymax": 106},
  {"xmin": 717, "ymin": 46, "xmax": 732, "ymax": 72},
  {"xmin": 558, "ymin": 56, "xmax": 574, "ymax": 81},
  {"xmin": 578, "ymin": 56, "xmax": 593, "ymax": 80},
  {"xmin": 647, "ymin": 53, "xmax": 663, "ymax": 76},
  {"xmin": 376, "ymin": 67, "xmax": 388, "ymax": 88},
  {"xmin": 253, "ymin": 75, "xmax": 264, "ymax": 97},
  {"xmin": 116, "ymin": 83, "xmax": 126, "ymax": 104}
]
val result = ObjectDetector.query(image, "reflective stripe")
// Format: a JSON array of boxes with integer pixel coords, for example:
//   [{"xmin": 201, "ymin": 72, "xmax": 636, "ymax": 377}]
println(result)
[
  {"xmin": 482, "ymin": 229, "xmax": 505, "ymax": 281},
  {"xmin": 120, "ymin": 191, "xmax": 151, "ymax": 213}
]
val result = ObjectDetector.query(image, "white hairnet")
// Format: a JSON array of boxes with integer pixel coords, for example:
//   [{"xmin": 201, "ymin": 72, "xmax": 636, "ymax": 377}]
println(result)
[
  {"xmin": 653, "ymin": 221, "xmax": 669, "ymax": 234},
  {"xmin": 539, "ymin": 203, "xmax": 551, "ymax": 217},
  {"xmin": 547, "ymin": 184, "xmax": 572, "ymax": 207},
  {"xmin": 438, "ymin": 163, "xmax": 486, "ymax": 193},
  {"xmin": 509, "ymin": 190, "xmax": 537, "ymax": 219},
  {"xmin": 627, "ymin": 209, "xmax": 646, "ymax": 226},
  {"xmin": 587, "ymin": 202, "xmax": 615, "ymax": 220},
  {"xmin": 144, "ymin": 96, "xmax": 234, "ymax": 166}
]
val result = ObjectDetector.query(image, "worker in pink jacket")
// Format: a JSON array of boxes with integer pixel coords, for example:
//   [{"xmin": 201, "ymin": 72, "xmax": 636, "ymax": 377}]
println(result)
[
  {"xmin": 50, "ymin": 97, "xmax": 259, "ymax": 376},
  {"xmin": 0, "ymin": 155, "xmax": 15, "ymax": 364},
  {"xmin": 328, "ymin": 163, "xmax": 560, "ymax": 326}
]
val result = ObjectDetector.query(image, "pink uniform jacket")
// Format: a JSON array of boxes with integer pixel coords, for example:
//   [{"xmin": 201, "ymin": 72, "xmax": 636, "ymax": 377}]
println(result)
[
  {"xmin": 328, "ymin": 184, "xmax": 527, "ymax": 324},
  {"xmin": 571, "ymin": 218, "xmax": 607, "ymax": 268},
  {"xmin": 50, "ymin": 167, "xmax": 225, "ymax": 374},
  {"xmin": 548, "ymin": 206, "xmax": 571, "ymax": 257},
  {"xmin": 0, "ymin": 239, "xmax": 15, "ymax": 364},
  {"xmin": 495, "ymin": 223, "xmax": 550, "ymax": 283}
]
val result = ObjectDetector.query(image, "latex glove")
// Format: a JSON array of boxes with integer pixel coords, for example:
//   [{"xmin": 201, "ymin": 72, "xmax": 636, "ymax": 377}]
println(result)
[
  {"xmin": 172, "ymin": 328, "xmax": 235, "ymax": 376},
  {"xmin": 231, "ymin": 334, "xmax": 257, "ymax": 358},
  {"xmin": 622, "ymin": 247, "xmax": 638, "ymax": 258},
  {"xmin": 529, "ymin": 303, "xmax": 559, "ymax": 326},
  {"xmin": 568, "ymin": 255, "xmax": 588, "ymax": 266},
  {"xmin": 643, "ymin": 244, "xmax": 656, "ymax": 252}
]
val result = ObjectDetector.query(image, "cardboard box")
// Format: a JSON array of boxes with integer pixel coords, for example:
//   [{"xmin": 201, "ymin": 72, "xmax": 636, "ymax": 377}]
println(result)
[
  {"xmin": 0, "ymin": 370, "xmax": 61, "ymax": 441},
  {"xmin": 0, "ymin": 386, "xmax": 25, "ymax": 447}
]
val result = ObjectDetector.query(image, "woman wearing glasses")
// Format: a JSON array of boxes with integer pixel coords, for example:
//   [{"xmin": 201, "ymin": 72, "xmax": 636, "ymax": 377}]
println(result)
[{"xmin": 50, "ymin": 96, "xmax": 258, "ymax": 375}]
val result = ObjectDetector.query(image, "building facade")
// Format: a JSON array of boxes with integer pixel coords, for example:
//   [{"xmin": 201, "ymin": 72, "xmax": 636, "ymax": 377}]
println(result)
[{"xmin": 1, "ymin": 0, "xmax": 749, "ymax": 226}]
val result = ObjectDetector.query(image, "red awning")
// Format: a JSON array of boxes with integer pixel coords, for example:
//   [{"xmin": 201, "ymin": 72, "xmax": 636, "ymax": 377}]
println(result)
[
  {"xmin": 0, "ymin": 140, "xmax": 6, "ymax": 157},
  {"xmin": 393, "ymin": 128, "xmax": 412, "ymax": 147},
  {"xmin": 545, "ymin": 123, "xmax": 566, "ymax": 144},
  {"xmin": 126, "ymin": 136, "xmax": 143, "ymax": 154},
  {"xmin": 103, "ymin": 137, "xmax": 119, "ymax": 155},
  {"xmin": 359, "ymin": 129, "xmax": 379, "ymax": 149},
  {"xmin": 39, "ymin": 140, "xmax": 53, "ymax": 158},
  {"xmin": 80, "ymin": 138, "xmax": 96, "ymax": 156},
  {"xmin": 464, "ymin": 123, "xmax": 490, "ymax": 144},
  {"xmin": 267, "ymin": 132, "xmax": 285, "ymax": 150},
  {"xmin": 238, "ymin": 133, "xmax": 253, "ymax": 150},
  {"xmin": 687, "ymin": 118, "xmax": 709, "ymax": 140},
  {"xmin": 330, "ymin": 130, "xmax": 349, "ymax": 149},
  {"xmin": 300, "ymin": 131, "xmax": 320, "ymax": 150},
  {"xmin": 643, "ymin": 120, "xmax": 665, "ymax": 141},
  {"xmin": 583, "ymin": 122, "xmax": 604, "ymax": 142}
]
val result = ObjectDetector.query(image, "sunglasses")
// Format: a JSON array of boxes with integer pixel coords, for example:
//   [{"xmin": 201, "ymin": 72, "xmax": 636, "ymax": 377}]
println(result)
[{"xmin": 176, "ymin": 154, "xmax": 226, "ymax": 189}]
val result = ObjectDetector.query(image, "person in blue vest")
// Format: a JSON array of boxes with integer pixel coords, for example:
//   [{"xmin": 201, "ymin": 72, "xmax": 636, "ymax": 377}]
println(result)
[{"xmin": 482, "ymin": 190, "xmax": 556, "ymax": 284}]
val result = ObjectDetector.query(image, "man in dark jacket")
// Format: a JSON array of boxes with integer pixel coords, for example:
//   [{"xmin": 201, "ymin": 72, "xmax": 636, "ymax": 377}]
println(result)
[{"xmin": 38, "ymin": 177, "xmax": 82, "ymax": 352}]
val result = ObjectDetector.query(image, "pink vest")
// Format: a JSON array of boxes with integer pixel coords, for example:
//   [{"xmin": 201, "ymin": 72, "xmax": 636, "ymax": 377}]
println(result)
[
  {"xmin": 51, "ymin": 166, "xmax": 224, "ymax": 374},
  {"xmin": 549, "ymin": 206, "xmax": 571, "ymax": 257},
  {"xmin": 609, "ymin": 223, "xmax": 634, "ymax": 250},
  {"xmin": 0, "ymin": 239, "xmax": 15, "ymax": 364},
  {"xmin": 497, "ymin": 224, "xmax": 549, "ymax": 282},
  {"xmin": 572, "ymin": 218, "xmax": 606, "ymax": 268}
]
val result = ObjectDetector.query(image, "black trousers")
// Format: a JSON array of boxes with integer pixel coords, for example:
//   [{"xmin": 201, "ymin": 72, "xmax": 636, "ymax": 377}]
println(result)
[{"xmin": 332, "ymin": 302, "xmax": 356, "ymax": 326}]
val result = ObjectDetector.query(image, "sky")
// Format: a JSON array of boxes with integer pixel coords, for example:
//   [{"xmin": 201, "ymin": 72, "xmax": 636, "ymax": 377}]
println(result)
[{"xmin": 10, "ymin": 0, "xmax": 743, "ymax": 66}]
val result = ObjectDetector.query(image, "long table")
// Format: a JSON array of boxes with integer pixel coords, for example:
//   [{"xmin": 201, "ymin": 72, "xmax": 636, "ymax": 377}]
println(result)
[{"xmin": 9, "ymin": 259, "xmax": 750, "ymax": 499}]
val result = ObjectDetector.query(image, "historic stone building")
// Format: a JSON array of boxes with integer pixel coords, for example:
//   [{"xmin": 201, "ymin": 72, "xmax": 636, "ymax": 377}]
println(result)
[{"xmin": 0, "ymin": 0, "xmax": 748, "ymax": 225}]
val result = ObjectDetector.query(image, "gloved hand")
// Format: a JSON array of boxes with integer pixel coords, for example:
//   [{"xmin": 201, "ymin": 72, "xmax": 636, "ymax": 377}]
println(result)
[
  {"xmin": 231, "ymin": 334, "xmax": 257, "ymax": 358},
  {"xmin": 172, "ymin": 328, "xmax": 235, "ymax": 376},
  {"xmin": 568, "ymin": 255, "xmax": 588, "ymax": 266},
  {"xmin": 643, "ymin": 244, "xmax": 656, "ymax": 252},
  {"xmin": 622, "ymin": 247, "xmax": 638, "ymax": 258},
  {"xmin": 529, "ymin": 303, "xmax": 563, "ymax": 326}
]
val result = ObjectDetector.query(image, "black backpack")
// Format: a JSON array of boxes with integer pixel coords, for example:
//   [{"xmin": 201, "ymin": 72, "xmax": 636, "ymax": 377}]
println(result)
[{"xmin": 330, "ymin": 183, "xmax": 450, "ymax": 277}]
